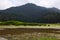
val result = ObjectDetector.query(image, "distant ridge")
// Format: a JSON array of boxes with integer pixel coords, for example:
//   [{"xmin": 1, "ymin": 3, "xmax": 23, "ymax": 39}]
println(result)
[{"xmin": 0, "ymin": 3, "xmax": 60, "ymax": 23}]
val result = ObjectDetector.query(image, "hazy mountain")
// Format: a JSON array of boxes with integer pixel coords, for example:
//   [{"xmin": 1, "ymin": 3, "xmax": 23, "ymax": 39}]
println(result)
[{"xmin": 0, "ymin": 3, "xmax": 60, "ymax": 23}]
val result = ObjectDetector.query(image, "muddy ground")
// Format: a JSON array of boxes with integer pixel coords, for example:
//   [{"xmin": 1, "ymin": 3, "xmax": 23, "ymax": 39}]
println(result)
[{"xmin": 0, "ymin": 28, "xmax": 60, "ymax": 40}]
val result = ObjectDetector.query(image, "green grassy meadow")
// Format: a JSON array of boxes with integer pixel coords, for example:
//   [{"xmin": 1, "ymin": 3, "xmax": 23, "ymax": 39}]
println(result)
[
  {"xmin": 0, "ymin": 20, "xmax": 60, "ymax": 28},
  {"xmin": 0, "ymin": 20, "xmax": 60, "ymax": 26}
]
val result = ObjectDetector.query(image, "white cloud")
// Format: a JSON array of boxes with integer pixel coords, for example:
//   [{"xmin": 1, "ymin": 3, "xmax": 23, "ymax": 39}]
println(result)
[
  {"xmin": 51, "ymin": 0, "xmax": 60, "ymax": 9},
  {"xmin": 36, "ymin": 0, "xmax": 53, "ymax": 7},
  {"xmin": 0, "ymin": 0, "xmax": 60, "ymax": 9},
  {"xmin": 11, "ymin": 0, "xmax": 60, "ymax": 9},
  {"xmin": 0, "ymin": 0, "xmax": 14, "ymax": 10},
  {"xmin": 10, "ymin": 0, "xmax": 28, "ymax": 6}
]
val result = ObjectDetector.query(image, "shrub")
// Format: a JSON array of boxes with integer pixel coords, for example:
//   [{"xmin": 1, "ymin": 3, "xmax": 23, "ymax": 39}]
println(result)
[{"xmin": 48, "ymin": 25, "xmax": 50, "ymax": 26}]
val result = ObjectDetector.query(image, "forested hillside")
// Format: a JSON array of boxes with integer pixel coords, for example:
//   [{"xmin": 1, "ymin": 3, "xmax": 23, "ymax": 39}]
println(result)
[{"xmin": 0, "ymin": 3, "xmax": 60, "ymax": 23}]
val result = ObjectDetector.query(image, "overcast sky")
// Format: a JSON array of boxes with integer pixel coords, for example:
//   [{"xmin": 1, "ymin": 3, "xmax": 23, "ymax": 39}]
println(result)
[{"xmin": 0, "ymin": 0, "xmax": 60, "ymax": 10}]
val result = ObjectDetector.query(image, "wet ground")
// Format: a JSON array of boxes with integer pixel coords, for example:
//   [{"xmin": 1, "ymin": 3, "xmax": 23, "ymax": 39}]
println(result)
[{"xmin": 0, "ymin": 28, "xmax": 60, "ymax": 40}]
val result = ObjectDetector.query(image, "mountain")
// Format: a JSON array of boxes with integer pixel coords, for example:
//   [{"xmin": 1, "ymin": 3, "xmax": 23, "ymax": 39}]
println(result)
[{"xmin": 0, "ymin": 3, "xmax": 60, "ymax": 23}]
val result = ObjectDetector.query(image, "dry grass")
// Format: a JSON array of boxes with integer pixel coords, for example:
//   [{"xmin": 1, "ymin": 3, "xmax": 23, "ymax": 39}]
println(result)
[
  {"xmin": 0, "ymin": 25, "xmax": 60, "ymax": 29},
  {"xmin": 0, "ymin": 32, "xmax": 59, "ymax": 40}
]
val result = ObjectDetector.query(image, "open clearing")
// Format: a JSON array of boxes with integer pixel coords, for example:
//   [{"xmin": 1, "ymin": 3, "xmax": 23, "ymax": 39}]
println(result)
[
  {"xmin": 0, "ymin": 25, "xmax": 60, "ymax": 29},
  {"xmin": 0, "ymin": 25, "xmax": 60, "ymax": 40}
]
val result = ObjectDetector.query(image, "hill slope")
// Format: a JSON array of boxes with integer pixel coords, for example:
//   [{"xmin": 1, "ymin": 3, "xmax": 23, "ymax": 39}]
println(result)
[{"xmin": 0, "ymin": 3, "xmax": 60, "ymax": 23}]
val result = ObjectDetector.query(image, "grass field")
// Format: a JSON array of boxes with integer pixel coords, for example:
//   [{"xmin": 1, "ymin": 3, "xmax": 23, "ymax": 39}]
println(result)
[
  {"xmin": 0, "ymin": 25, "xmax": 60, "ymax": 28},
  {"xmin": 0, "ymin": 21, "xmax": 60, "ymax": 26},
  {"xmin": 0, "ymin": 21, "xmax": 60, "ymax": 28},
  {"xmin": 0, "ymin": 21, "xmax": 60, "ymax": 40},
  {"xmin": 0, "ymin": 24, "xmax": 60, "ymax": 28}
]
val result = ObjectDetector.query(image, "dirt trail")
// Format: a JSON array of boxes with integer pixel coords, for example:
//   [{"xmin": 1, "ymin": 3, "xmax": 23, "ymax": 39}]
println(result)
[{"xmin": 0, "ymin": 28, "xmax": 60, "ymax": 35}]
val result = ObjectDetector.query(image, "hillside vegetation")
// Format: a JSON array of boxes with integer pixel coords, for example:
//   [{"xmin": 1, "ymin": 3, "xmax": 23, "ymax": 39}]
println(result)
[{"xmin": 0, "ymin": 3, "xmax": 60, "ymax": 23}]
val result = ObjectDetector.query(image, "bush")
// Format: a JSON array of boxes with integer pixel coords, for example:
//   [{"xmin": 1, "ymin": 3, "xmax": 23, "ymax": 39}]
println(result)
[
  {"xmin": 0, "ymin": 21, "xmax": 25, "ymax": 25},
  {"xmin": 43, "ymin": 24, "xmax": 46, "ymax": 26},
  {"xmin": 48, "ymin": 25, "xmax": 50, "ymax": 26}
]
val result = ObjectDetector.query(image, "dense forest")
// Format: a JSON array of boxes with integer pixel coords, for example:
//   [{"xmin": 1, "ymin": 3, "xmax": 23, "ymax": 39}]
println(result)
[{"xmin": 0, "ymin": 3, "xmax": 60, "ymax": 23}]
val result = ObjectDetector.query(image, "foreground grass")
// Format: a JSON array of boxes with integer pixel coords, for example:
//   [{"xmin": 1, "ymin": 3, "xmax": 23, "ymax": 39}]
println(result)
[
  {"xmin": 1, "ymin": 33, "xmax": 59, "ymax": 40},
  {"xmin": 38, "ymin": 37, "xmax": 57, "ymax": 40},
  {"xmin": 0, "ymin": 25, "xmax": 60, "ymax": 28}
]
